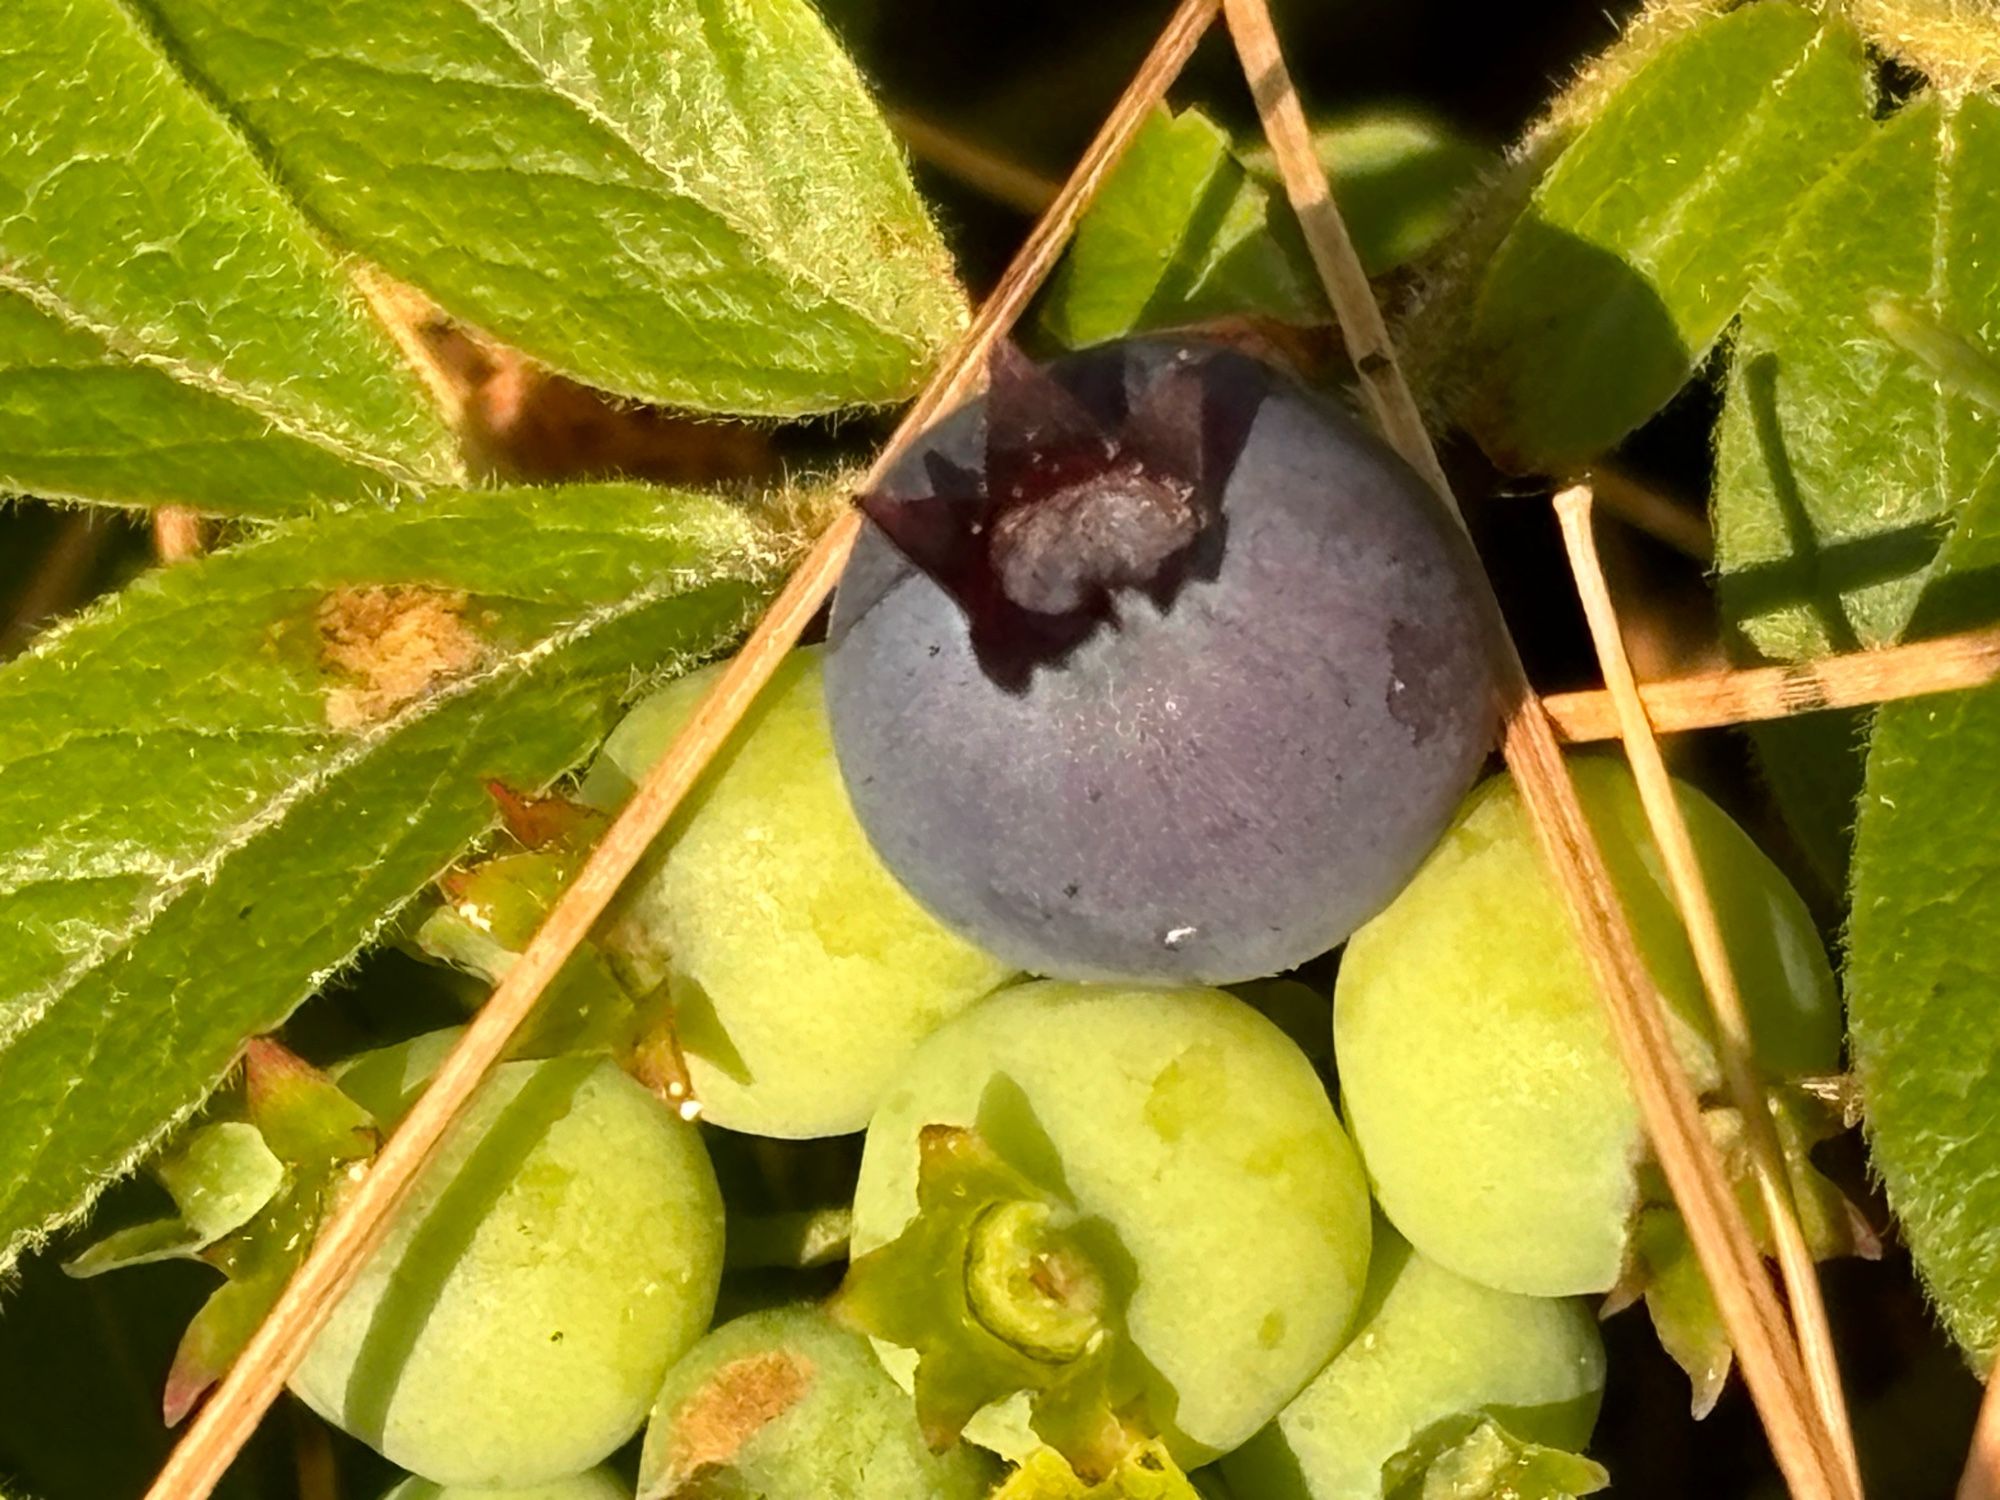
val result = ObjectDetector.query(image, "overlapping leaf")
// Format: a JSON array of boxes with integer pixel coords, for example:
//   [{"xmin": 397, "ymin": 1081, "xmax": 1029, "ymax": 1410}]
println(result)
[
  {"xmin": 1240, "ymin": 112, "xmax": 1486, "ymax": 280},
  {"xmin": 1847, "ymin": 459, "xmax": 2000, "ymax": 1372},
  {"xmin": 0, "ymin": 479, "xmax": 826, "ymax": 1269},
  {"xmin": 1041, "ymin": 107, "xmax": 1485, "ymax": 353},
  {"xmin": 1040, "ymin": 107, "xmax": 1324, "ymax": 350},
  {"xmin": 1459, "ymin": 2, "xmax": 1871, "ymax": 472},
  {"xmin": 0, "ymin": 0, "xmax": 459, "ymax": 514},
  {"xmin": 1716, "ymin": 92, "xmax": 2000, "ymax": 659},
  {"xmin": 140, "ymin": 0, "xmax": 966, "ymax": 417}
]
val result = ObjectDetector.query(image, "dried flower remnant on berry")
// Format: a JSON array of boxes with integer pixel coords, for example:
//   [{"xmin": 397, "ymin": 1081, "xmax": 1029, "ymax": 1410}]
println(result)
[{"xmin": 858, "ymin": 342, "xmax": 1259, "ymax": 691}]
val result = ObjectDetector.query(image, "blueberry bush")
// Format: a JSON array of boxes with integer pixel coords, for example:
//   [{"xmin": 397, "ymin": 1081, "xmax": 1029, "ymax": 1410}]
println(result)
[{"xmin": 3, "ymin": 0, "xmax": 1999, "ymax": 1497}]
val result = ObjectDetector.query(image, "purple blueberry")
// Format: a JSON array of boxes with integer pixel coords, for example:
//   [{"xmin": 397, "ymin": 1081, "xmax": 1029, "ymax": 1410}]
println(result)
[{"xmin": 824, "ymin": 337, "xmax": 1500, "ymax": 985}]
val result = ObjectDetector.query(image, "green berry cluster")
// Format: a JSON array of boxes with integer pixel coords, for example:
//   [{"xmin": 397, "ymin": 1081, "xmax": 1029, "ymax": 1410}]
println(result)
[{"xmin": 88, "ymin": 618, "xmax": 1854, "ymax": 1500}]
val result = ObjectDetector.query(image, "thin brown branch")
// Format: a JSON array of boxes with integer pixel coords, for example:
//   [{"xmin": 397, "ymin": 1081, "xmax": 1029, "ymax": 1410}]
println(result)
[
  {"xmin": 1221, "ymin": 0, "xmax": 1448, "ymax": 499},
  {"xmin": 289, "ymin": 1398, "xmax": 338, "ymax": 1500},
  {"xmin": 0, "ymin": 510, "xmax": 112, "ymax": 657},
  {"xmin": 888, "ymin": 108, "xmax": 1060, "ymax": 215},
  {"xmin": 1222, "ymin": 4, "xmax": 1852, "ymax": 1495},
  {"xmin": 1960, "ymin": 1363, "xmax": 2000, "ymax": 1500},
  {"xmin": 1556, "ymin": 485, "xmax": 1861, "ymax": 1494},
  {"xmin": 153, "ymin": 507, "xmax": 205, "ymax": 563},
  {"xmin": 350, "ymin": 266, "xmax": 474, "ymax": 437},
  {"xmin": 1581, "ymin": 465, "xmax": 1714, "ymax": 563},
  {"xmin": 1545, "ymin": 625, "xmax": 2000, "ymax": 742},
  {"xmin": 140, "ymin": 5, "xmax": 1223, "ymax": 1497}
]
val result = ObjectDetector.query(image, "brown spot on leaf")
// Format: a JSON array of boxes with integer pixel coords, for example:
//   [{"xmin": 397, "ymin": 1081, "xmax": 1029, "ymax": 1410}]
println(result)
[
  {"xmin": 656, "ymin": 1350, "xmax": 814, "ymax": 1490},
  {"xmin": 318, "ymin": 586, "xmax": 482, "ymax": 731}
]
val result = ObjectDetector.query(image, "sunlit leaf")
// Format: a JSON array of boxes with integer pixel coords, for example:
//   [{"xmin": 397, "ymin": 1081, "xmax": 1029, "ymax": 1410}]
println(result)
[
  {"xmin": 1715, "ymin": 93, "xmax": 2000, "ymax": 658},
  {"xmin": 0, "ymin": 479, "xmax": 824, "ymax": 1270},
  {"xmin": 142, "ymin": 0, "xmax": 966, "ymax": 416},
  {"xmin": 1039, "ymin": 107, "xmax": 1325, "ymax": 349},
  {"xmin": 0, "ymin": 0, "xmax": 459, "ymax": 513},
  {"xmin": 1461, "ymin": 3, "xmax": 1870, "ymax": 471}
]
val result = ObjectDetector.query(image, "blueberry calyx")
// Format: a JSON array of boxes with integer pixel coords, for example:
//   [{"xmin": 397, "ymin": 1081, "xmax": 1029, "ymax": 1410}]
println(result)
[{"xmin": 859, "ymin": 342, "xmax": 1261, "ymax": 691}]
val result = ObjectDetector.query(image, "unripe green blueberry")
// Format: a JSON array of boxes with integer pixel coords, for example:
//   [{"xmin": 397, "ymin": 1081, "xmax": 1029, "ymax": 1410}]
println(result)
[
  {"xmin": 1221, "ymin": 1226, "xmax": 1605, "ymax": 1500},
  {"xmin": 293, "ymin": 1049, "xmax": 724, "ymax": 1488},
  {"xmin": 849, "ymin": 981, "xmax": 1372, "ymax": 1468},
  {"xmin": 1336, "ymin": 757, "xmax": 1841, "ymax": 1298},
  {"xmin": 638, "ymin": 1304, "xmax": 998, "ymax": 1499},
  {"xmin": 381, "ymin": 1471, "xmax": 627, "ymax": 1500},
  {"xmin": 583, "ymin": 647, "xmax": 1014, "ymax": 1138}
]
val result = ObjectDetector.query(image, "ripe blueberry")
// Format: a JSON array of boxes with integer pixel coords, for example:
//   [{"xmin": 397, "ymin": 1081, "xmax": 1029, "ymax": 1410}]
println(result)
[{"xmin": 825, "ymin": 337, "xmax": 1500, "ymax": 985}]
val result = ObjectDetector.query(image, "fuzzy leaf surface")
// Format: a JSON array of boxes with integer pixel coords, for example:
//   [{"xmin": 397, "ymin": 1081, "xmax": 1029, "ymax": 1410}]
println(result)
[
  {"xmin": 1716, "ymin": 93, "xmax": 2000, "ymax": 658},
  {"xmin": 1039, "ymin": 106, "xmax": 1323, "ymax": 349},
  {"xmin": 141, "ymin": 0, "xmax": 966, "ymax": 416},
  {"xmin": 1846, "ymin": 461, "xmax": 2000, "ymax": 1371},
  {"xmin": 0, "ymin": 0, "xmax": 459, "ymax": 513},
  {"xmin": 0, "ymin": 481, "xmax": 812, "ymax": 1270},
  {"xmin": 1239, "ymin": 111, "xmax": 1487, "ymax": 279},
  {"xmin": 1461, "ymin": 3, "xmax": 1870, "ymax": 471}
]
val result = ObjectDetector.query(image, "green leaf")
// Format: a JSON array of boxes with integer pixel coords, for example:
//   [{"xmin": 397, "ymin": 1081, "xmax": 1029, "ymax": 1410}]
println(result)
[
  {"xmin": 1039, "ymin": 107, "xmax": 1326, "ymax": 350},
  {"xmin": 1840, "ymin": 0, "xmax": 2000, "ymax": 95},
  {"xmin": 1461, "ymin": 3, "xmax": 1871, "ymax": 471},
  {"xmin": 1715, "ymin": 92, "xmax": 2000, "ymax": 658},
  {"xmin": 140, "ymin": 0, "xmax": 966, "ymax": 417},
  {"xmin": 62, "ymin": 1122, "xmax": 285, "ymax": 1277},
  {"xmin": 1848, "ymin": 676, "xmax": 2000, "ymax": 1372},
  {"xmin": 0, "ymin": 0, "xmax": 459, "ymax": 514},
  {"xmin": 1239, "ymin": 111, "xmax": 1488, "ymax": 279},
  {"xmin": 1787, "ymin": 87, "xmax": 2000, "ymax": 1379},
  {"xmin": 0, "ymin": 478, "xmax": 820, "ymax": 1271}
]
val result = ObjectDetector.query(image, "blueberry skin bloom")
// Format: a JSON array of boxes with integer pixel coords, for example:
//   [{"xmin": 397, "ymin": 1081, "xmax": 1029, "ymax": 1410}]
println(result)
[{"xmin": 825, "ymin": 338, "xmax": 1499, "ymax": 985}]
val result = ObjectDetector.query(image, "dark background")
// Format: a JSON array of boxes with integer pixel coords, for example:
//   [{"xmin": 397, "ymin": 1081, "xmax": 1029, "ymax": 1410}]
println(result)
[{"xmin": 0, "ymin": 2, "xmax": 1986, "ymax": 1497}]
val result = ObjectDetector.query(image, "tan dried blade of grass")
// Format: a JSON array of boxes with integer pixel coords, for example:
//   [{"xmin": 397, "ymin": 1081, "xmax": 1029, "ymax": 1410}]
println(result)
[
  {"xmin": 1964, "ymin": 1370, "xmax": 2000, "ymax": 1500},
  {"xmin": 1544, "ymin": 624, "xmax": 2000, "ymax": 741},
  {"xmin": 1218, "ymin": 0, "xmax": 1854, "ymax": 1494},
  {"xmin": 1555, "ymin": 483, "xmax": 1861, "ymax": 1492},
  {"xmin": 888, "ymin": 108, "xmax": 1061, "ymax": 216},
  {"xmin": 139, "ymin": 3, "xmax": 1223, "ymax": 1496},
  {"xmin": 153, "ymin": 507, "xmax": 205, "ymax": 563},
  {"xmin": 1577, "ymin": 464, "xmax": 1714, "ymax": 563}
]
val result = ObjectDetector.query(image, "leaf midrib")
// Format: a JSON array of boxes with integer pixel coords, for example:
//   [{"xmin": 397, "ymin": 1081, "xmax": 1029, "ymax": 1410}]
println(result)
[
  {"xmin": 1570, "ymin": 20, "xmax": 1837, "ymax": 280},
  {"xmin": 0, "ymin": 266, "xmax": 439, "ymax": 489},
  {"xmin": 444, "ymin": 0, "xmax": 920, "ymax": 348}
]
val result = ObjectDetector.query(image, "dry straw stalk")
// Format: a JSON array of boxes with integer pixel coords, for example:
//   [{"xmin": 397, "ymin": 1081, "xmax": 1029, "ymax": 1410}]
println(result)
[
  {"xmin": 1546, "ymin": 625, "xmax": 2000, "ymax": 742},
  {"xmin": 1220, "ymin": 0, "xmax": 1852, "ymax": 1493},
  {"xmin": 141, "ymin": 2, "xmax": 1221, "ymax": 1494},
  {"xmin": 1965, "ymin": 1373, "xmax": 2000, "ymax": 1500},
  {"xmin": 137, "ymin": 1, "xmax": 2000, "ymax": 1495},
  {"xmin": 1556, "ymin": 484, "xmax": 1860, "ymax": 1490}
]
